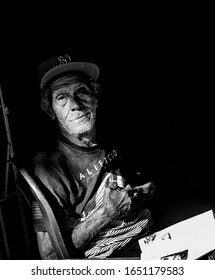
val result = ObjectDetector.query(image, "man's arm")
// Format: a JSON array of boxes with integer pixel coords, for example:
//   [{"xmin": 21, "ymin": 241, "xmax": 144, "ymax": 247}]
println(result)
[
  {"xmin": 36, "ymin": 184, "xmax": 132, "ymax": 259},
  {"xmin": 72, "ymin": 184, "xmax": 131, "ymax": 250},
  {"xmin": 37, "ymin": 231, "xmax": 58, "ymax": 259}
]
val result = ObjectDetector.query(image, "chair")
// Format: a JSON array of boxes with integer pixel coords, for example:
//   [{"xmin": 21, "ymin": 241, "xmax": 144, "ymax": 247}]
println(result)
[{"xmin": 19, "ymin": 167, "xmax": 70, "ymax": 259}]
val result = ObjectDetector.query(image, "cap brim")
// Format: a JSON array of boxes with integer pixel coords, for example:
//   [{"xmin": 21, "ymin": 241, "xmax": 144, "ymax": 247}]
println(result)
[{"xmin": 41, "ymin": 62, "xmax": 100, "ymax": 89}]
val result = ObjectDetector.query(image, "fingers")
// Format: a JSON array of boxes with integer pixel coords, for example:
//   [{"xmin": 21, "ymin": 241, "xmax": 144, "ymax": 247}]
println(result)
[
  {"xmin": 133, "ymin": 182, "xmax": 152, "ymax": 190},
  {"xmin": 108, "ymin": 174, "xmax": 125, "ymax": 190},
  {"xmin": 108, "ymin": 174, "xmax": 118, "ymax": 190},
  {"xmin": 132, "ymin": 182, "xmax": 156, "ymax": 194},
  {"xmin": 123, "ymin": 184, "xmax": 132, "ymax": 192},
  {"xmin": 103, "ymin": 181, "xmax": 132, "ymax": 219}
]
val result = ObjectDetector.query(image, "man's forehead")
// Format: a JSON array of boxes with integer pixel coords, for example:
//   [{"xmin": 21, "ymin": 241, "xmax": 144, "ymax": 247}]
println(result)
[{"xmin": 51, "ymin": 74, "xmax": 90, "ymax": 90}]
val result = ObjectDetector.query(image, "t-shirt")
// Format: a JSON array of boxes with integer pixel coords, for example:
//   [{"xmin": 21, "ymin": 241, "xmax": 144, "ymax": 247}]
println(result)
[{"xmin": 31, "ymin": 133, "xmax": 153, "ymax": 259}]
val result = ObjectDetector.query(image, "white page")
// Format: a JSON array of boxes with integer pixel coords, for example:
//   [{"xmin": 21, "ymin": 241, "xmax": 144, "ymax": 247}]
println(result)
[{"xmin": 139, "ymin": 209, "xmax": 215, "ymax": 259}]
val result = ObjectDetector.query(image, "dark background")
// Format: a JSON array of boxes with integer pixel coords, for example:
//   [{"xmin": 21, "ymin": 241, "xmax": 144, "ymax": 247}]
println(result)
[{"xmin": 0, "ymin": 11, "xmax": 214, "ymax": 259}]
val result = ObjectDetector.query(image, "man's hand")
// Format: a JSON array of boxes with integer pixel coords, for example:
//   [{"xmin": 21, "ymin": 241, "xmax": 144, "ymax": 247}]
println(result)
[
  {"xmin": 101, "ymin": 176, "xmax": 157, "ymax": 219},
  {"xmin": 102, "ymin": 180, "xmax": 132, "ymax": 220},
  {"xmin": 130, "ymin": 182, "xmax": 157, "ymax": 210},
  {"xmin": 132, "ymin": 181, "xmax": 157, "ymax": 195},
  {"xmin": 72, "ymin": 176, "xmax": 156, "ymax": 250}
]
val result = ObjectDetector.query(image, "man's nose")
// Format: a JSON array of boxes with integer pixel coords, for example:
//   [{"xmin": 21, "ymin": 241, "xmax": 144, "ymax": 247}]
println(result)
[{"xmin": 69, "ymin": 95, "xmax": 82, "ymax": 111}]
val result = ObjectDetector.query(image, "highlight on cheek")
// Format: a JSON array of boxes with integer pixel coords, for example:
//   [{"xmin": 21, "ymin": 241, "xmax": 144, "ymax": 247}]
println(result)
[
  {"xmin": 52, "ymin": 90, "xmax": 69, "ymax": 106},
  {"xmin": 55, "ymin": 97, "xmax": 66, "ymax": 107},
  {"xmin": 60, "ymin": 110, "xmax": 97, "ymax": 135}
]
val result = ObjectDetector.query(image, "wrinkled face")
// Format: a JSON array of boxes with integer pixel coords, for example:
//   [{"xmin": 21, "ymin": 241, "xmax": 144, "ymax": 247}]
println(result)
[{"xmin": 51, "ymin": 75, "xmax": 99, "ymax": 136}]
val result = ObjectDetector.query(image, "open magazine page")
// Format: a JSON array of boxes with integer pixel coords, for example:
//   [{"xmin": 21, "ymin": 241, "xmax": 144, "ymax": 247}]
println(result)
[{"xmin": 139, "ymin": 209, "xmax": 215, "ymax": 260}]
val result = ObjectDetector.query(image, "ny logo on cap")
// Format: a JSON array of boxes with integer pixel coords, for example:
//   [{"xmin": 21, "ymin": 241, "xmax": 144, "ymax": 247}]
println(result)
[{"xmin": 57, "ymin": 54, "xmax": 72, "ymax": 65}]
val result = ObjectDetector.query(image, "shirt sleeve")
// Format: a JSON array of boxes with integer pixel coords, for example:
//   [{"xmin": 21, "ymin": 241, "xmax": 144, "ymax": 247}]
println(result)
[
  {"xmin": 30, "ymin": 174, "xmax": 84, "ymax": 258},
  {"xmin": 31, "ymin": 155, "xmax": 85, "ymax": 257}
]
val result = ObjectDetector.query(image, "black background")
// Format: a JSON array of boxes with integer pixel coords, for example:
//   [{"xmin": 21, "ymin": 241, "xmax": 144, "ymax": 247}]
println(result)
[{"xmin": 0, "ymin": 9, "xmax": 214, "ymax": 258}]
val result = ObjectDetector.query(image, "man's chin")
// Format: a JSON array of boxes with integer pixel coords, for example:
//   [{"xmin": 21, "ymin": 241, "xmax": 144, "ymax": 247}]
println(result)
[{"xmin": 66, "ymin": 123, "xmax": 94, "ymax": 135}]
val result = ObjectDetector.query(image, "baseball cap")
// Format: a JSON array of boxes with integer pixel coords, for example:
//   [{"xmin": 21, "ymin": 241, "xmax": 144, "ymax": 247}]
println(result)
[{"xmin": 37, "ymin": 54, "xmax": 100, "ymax": 90}]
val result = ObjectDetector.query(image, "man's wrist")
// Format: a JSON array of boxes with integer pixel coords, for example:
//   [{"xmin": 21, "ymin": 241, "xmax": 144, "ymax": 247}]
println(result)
[{"xmin": 98, "ymin": 206, "xmax": 114, "ymax": 222}]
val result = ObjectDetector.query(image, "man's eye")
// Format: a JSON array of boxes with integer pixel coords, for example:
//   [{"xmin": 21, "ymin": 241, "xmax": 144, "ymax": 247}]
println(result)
[
  {"xmin": 76, "ymin": 87, "xmax": 90, "ymax": 95},
  {"xmin": 56, "ymin": 94, "xmax": 67, "ymax": 101}
]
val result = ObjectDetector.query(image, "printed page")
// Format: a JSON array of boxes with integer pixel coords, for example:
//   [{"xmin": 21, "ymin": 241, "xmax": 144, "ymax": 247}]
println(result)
[{"xmin": 139, "ymin": 209, "xmax": 215, "ymax": 259}]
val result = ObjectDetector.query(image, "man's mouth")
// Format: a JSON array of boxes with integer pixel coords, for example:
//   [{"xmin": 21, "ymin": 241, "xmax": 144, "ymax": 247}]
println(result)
[
  {"xmin": 77, "ymin": 112, "xmax": 90, "ymax": 120},
  {"xmin": 69, "ymin": 112, "xmax": 90, "ymax": 122}
]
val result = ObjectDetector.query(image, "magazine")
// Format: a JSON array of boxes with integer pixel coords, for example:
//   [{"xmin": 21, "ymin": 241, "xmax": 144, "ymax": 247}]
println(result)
[{"xmin": 139, "ymin": 209, "xmax": 215, "ymax": 260}]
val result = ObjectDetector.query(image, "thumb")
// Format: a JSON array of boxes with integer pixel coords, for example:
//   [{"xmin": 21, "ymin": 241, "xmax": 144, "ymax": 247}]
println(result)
[
  {"xmin": 123, "ymin": 184, "xmax": 132, "ymax": 192},
  {"xmin": 108, "ymin": 174, "xmax": 118, "ymax": 189}
]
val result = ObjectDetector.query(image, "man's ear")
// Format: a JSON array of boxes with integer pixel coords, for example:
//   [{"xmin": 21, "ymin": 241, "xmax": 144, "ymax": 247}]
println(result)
[
  {"xmin": 49, "ymin": 111, "xmax": 56, "ymax": 120},
  {"xmin": 40, "ymin": 101, "xmax": 56, "ymax": 120},
  {"xmin": 92, "ymin": 82, "xmax": 101, "ymax": 97},
  {"xmin": 92, "ymin": 82, "xmax": 101, "ymax": 107}
]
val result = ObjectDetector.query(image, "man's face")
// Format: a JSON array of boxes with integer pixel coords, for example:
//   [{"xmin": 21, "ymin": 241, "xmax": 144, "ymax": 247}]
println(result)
[{"xmin": 51, "ymin": 75, "xmax": 98, "ymax": 136}]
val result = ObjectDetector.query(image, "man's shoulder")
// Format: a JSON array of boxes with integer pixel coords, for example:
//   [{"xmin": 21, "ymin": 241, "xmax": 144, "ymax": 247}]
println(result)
[
  {"xmin": 31, "ymin": 146, "xmax": 62, "ymax": 170},
  {"xmin": 32, "ymin": 150, "xmax": 48, "ymax": 165}
]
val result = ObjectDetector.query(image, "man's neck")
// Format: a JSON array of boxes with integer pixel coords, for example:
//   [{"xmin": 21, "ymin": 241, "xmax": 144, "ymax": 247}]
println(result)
[{"xmin": 60, "ymin": 128, "xmax": 97, "ymax": 147}]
